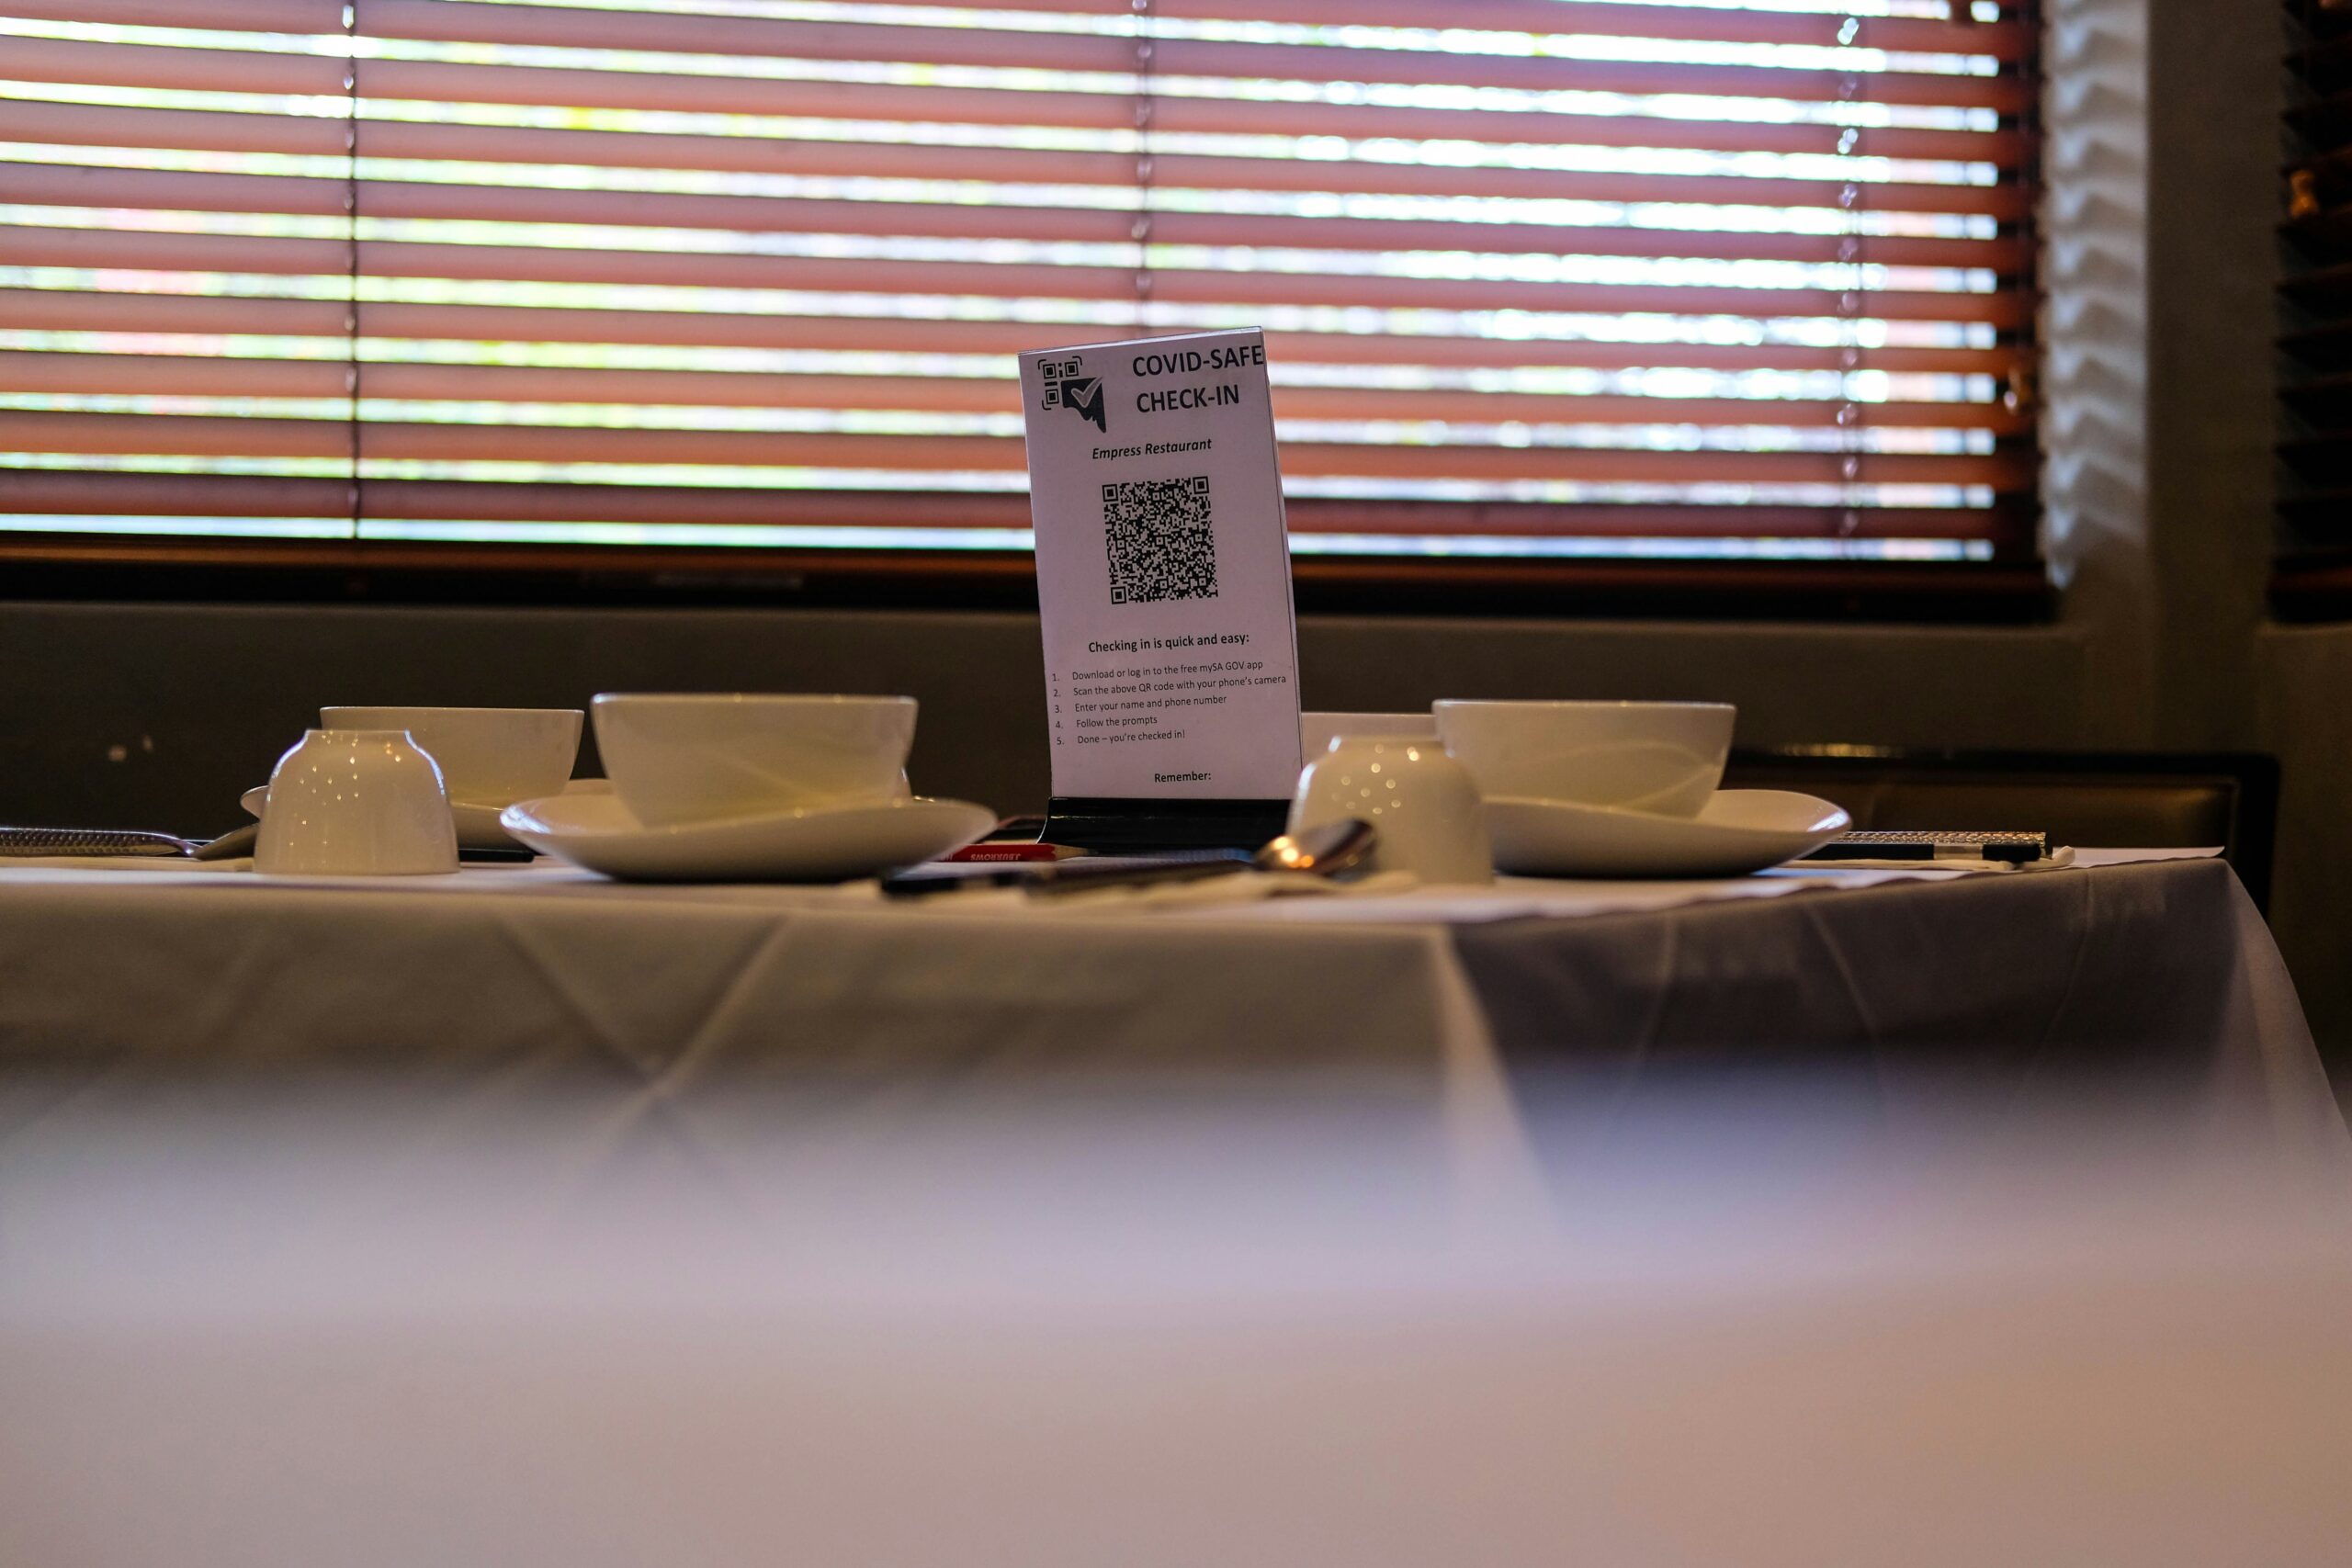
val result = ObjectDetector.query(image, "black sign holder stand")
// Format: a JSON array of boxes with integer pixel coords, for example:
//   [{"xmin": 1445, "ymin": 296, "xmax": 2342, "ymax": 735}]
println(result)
[{"xmin": 1041, "ymin": 796, "xmax": 1291, "ymax": 855}]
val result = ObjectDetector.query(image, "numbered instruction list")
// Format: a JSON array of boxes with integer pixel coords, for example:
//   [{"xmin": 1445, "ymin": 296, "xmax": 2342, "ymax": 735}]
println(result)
[{"xmin": 1059, "ymin": 631, "xmax": 1291, "ymax": 779}]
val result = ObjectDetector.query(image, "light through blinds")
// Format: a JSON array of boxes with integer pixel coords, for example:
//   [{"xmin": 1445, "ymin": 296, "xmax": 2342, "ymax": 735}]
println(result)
[{"xmin": 0, "ymin": 0, "xmax": 2040, "ymax": 565}]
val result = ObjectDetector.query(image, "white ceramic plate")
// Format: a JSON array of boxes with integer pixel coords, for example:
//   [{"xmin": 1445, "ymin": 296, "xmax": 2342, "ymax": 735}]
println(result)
[
  {"xmin": 1485, "ymin": 789, "xmax": 1850, "ymax": 878},
  {"xmin": 499, "ymin": 792, "xmax": 994, "ymax": 883},
  {"xmin": 245, "ymin": 778, "xmax": 613, "ymax": 851}
]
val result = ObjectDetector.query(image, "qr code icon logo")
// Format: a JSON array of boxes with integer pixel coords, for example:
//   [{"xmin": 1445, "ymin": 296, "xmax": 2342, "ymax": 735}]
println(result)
[
  {"xmin": 1038, "ymin": 355, "xmax": 1106, "ymax": 432},
  {"xmin": 1102, "ymin": 475, "xmax": 1217, "ymax": 606}
]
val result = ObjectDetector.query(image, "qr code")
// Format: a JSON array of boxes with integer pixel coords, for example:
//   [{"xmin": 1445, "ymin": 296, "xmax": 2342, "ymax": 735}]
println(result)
[{"xmin": 1102, "ymin": 475, "xmax": 1218, "ymax": 606}]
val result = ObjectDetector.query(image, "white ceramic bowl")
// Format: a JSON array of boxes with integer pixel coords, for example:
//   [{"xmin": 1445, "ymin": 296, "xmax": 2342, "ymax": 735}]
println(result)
[
  {"xmin": 1288, "ymin": 735, "xmax": 1491, "ymax": 886},
  {"xmin": 322, "ymin": 706, "xmax": 582, "ymax": 808},
  {"xmin": 1299, "ymin": 711, "xmax": 1440, "ymax": 760},
  {"xmin": 1433, "ymin": 700, "xmax": 1736, "ymax": 819},
  {"xmin": 254, "ymin": 729, "xmax": 459, "ymax": 875},
  {"xmin": 592, "ymin": 693, "xmax": 918, "ymax": 829}
]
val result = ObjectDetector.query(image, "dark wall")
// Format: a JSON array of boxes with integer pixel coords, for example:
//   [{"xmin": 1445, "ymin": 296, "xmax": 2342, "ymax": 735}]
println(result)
[
  {"xmin": 0, "ymin": 600, "xmax": 2091, "ymax": 838},
  {"xmin": 0, "ymin": 604, "xmax": 1036, "ymax": 835},
  {"xmin": 0, "ymin": 603, "xmax": 1051, "ymax": 836}
]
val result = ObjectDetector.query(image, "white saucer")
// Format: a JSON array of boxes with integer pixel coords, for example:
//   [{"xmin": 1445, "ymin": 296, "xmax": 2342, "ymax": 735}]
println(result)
[
  {"xmin": 245, "ymin": 778, "xmax": 613, "ymax": 851},
  {"xmin": 499, "ymin": 792, "xmax": 995, "ymax": 883},
  {"xmin": 1486, "ymin": 789, "xmax": 1851, "ymax": 878}
]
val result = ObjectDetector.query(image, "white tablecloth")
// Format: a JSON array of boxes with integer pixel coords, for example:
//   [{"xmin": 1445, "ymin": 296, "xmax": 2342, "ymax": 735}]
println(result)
[
  {"xmin": 3, "ymin": 857, "xmax": 2345, "ymax": 1564},
  {"xmin": 0, "ymin": 852, "xmax": 2337, "ymax": 1163}
]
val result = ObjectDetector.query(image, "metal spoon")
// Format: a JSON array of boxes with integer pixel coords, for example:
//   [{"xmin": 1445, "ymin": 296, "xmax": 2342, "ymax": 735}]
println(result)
[
  {"xmin": 1025, "ymin": 817, "xmax": 1375, "ymax": 897},
  {"xmin": 0, "ymin": 822, "xmax": 261, "ymax": 862},
  {"xmin": 1254, "ymin": 817, "xmax": 1376, "ymax": 875},
  {"xmin": 191, "ymin": 822, "xmax": 261, "ymax": 861}
]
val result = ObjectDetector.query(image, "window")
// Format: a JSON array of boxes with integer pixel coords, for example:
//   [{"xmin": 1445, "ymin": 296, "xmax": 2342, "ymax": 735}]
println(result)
[
  {"xmin": 2283, "ymin": 0, "xmax": 2352, "ymax": 620},
  {"xmin": 1, "ymin": 0, "xmax": 2040, "ymax": 585}
]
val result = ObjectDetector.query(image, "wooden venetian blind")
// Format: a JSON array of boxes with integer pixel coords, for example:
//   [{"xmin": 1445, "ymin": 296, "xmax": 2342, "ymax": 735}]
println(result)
[
  {"xmin": 2283, "ymin": 0, "xmax": 2352, "ymax": 615},
  {"xmin": 0, "ymin": 0, "xmax": 2041, "ymax": 568}
]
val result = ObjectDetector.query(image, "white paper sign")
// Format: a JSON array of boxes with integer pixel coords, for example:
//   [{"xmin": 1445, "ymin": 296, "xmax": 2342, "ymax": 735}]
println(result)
[{"xmin": 1020, "ymin": 329, "xmax": 1304, "ymax": 801}]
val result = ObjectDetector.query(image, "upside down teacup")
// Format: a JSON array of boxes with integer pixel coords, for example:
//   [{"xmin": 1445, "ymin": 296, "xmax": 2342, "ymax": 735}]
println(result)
[
  {"xmin": 254, "ymin": 728, "xmax": 460, "ymax": 875},
  {"xmin": 1289, "ymin": 735, "xmax": 1491, "ymax": 886},
  {"xmin": 1300, "ymin": 711, "xmax": 1441, "ymax": 760}
]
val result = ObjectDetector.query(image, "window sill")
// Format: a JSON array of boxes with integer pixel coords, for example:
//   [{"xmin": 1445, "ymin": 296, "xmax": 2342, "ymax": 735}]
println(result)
[{"xmin": 0, "ymin": 534, "xmax": 2053, "ymax": 626}]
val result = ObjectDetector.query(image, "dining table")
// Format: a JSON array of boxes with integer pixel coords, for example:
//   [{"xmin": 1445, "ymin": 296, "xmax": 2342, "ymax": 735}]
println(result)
[
  {"xmin": 4, "ymin": 844, "xmax": 2348, "ymax": 1566},
  {"xmin": 0, "ymin": 846, "xmax": 2338, "ymax": 1169}
]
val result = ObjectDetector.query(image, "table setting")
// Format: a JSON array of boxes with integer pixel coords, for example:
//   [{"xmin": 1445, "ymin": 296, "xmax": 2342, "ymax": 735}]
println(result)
[
  {"xmin": 0, "ymin": 685, "xmax": 2336, "ymax": 1162},
  {"xmin": 0, "ymin": 686, "xmax": 1876, "ymax": 893},
  {"xmin": 0, "ymin": 687, "xmax": 2053, "ymax": 899},
  {"xmin": 499, "ymin": 694, "xmax": 996, "ymax": 883}
]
